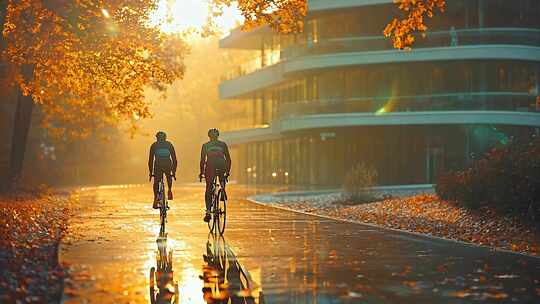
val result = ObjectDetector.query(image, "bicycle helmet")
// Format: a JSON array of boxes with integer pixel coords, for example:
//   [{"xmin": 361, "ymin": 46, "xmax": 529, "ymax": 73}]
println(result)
[
  {"xmin": 155, "ymin": 131, "xmax": 166, "ymax": 142},
  {"xmin": 208, "ymin": 128, "xmax": 219, "ymax": 138}
]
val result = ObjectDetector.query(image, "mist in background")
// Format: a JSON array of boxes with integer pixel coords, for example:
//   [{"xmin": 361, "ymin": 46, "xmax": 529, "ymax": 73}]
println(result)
[{"xmin": 10, "ymin": 37, "xmax": 254, "ymax": 187}]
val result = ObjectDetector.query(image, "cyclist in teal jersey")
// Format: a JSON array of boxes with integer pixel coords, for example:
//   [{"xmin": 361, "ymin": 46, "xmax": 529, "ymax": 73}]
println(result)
[
  {"xmin": 199, "ymin": 128, "xmax": 231, "ymax": 222},
  {"xmin": 149, "ymin": 131, "xmax": 178, "ymax": 208}
]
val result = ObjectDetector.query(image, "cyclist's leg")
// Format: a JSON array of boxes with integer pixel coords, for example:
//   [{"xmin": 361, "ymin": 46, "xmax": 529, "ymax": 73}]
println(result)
[
  {"xmin": 204, "ymin": 172, "xmax": 214, "ymax": 212},
  {"xmin": 205, "ymin": 162, "xmax": 217, "ymax": 209},
  {"xmin": 165, "ymin": 167, "xmax": 173, "ymax": 200},
  {"xmin": 216, "ymin": 169, "xmax": 226, "ymax": 200},
  {"xmin": 153, "ymin": 167, "xmax": 163, "ymax": 208},
  {"xmin": 153, "ymin": 178, "xmax": 159, "ymax": 199}
]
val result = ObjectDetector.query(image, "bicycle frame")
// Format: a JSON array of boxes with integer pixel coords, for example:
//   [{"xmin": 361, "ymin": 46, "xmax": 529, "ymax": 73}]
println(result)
[
  {"xmin": 153, "ymin": 173, "xmax": 168, "ymax": 237},
  {"xmin": 207, "ymin": 173, "xmax": 227, "ymax": 234}
]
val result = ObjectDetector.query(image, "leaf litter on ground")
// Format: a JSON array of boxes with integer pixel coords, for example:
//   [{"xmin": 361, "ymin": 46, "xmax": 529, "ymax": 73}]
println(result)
[
  {"xmin": 0, "ymin": 189, "xmax": 75, "ymax": 303},
  {"xmin": 269, "ymin": 194, "xmax": 539, "ymax": 256}
]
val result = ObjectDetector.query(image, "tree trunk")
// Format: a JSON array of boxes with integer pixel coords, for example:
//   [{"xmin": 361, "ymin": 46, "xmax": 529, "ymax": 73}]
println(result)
[{"xmin": 8, "ymin": 88, "xmax": 34, "ymax": 185}]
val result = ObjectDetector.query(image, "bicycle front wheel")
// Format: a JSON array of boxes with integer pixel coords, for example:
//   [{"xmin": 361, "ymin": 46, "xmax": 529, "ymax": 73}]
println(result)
[{"xmin": 217, "ymin": 189, "xmax": 227, "ymax": 235}]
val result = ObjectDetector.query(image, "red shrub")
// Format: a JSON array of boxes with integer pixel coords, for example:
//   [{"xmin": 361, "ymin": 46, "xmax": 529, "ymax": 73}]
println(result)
[{"xmin": 436, "ymin": 136, "xmax": 540, "ymax": 220}]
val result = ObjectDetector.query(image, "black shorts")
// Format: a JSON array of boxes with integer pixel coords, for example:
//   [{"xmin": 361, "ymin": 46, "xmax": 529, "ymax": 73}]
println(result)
[{"xmin": 154, "ymin": 159, "xmax": 172, "ymax": 178}]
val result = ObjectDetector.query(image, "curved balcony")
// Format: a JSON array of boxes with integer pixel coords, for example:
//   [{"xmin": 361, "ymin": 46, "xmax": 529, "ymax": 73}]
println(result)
[
  {"xmin": 219, "ymin": 62, "xmax": 286, "ymax": 99},
  {"xmin": 284, "ymin": 44, "xmax": 540, "ymax": 74},
  {"xmin": 220, "ymin": 28, "xmax": 540, "ymax": 99},
  {"xmin": 222, "ymin": 110, "xmax": 540, "ymax": 146},
  {"xmin": 220, "ymin": 125, "xmax": 280, "ymax": 145},
  {"xmin": 277, "ymin": 92, "xmax": 539, "ymax": 118},
  {"xmin": 309, "ymin": 0, "xmax": 392, "ymax": 11},
  {"xmin": 280, "ymin": 111, "xmax": 540, "ymax": 133},
  {"xmin": 282, "ymin": 28, "xmax": 540, "ymax": 58},
  {"xmin": 221, "ymin": 93, "xmax": 540, "ymax": 145}
]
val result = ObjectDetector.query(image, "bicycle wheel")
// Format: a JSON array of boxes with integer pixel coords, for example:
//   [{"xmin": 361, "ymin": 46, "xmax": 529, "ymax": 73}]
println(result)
[
  {"xmin": 207, "ymin": 196, "xmax": 216, "ymax": 233},
  {"xmin": 217, "ymin": 189, "xmax": 226, "ymax": 235}
]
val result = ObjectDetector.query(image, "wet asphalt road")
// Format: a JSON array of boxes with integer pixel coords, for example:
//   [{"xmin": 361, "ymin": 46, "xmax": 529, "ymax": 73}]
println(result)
[{"xmin": 60, "ymin": 185, "xmax": 540, "ymax": 303}]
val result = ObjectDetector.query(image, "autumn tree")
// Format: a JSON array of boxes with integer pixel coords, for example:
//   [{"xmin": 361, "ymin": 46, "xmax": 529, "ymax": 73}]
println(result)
[
  {"xmin": 213, "ymin": 0, "xmax": 445, "ymax": 44},
  {"xmin": 211, "ymin": 0, "xmax": 308, "ymax": 33},
  {"xmin": 384, "ymin": 0, "xmax": 447, "ymax": 49},
  {"xmin": 2, "ymin": 0, "xmax": 188, "ymax": 183}
]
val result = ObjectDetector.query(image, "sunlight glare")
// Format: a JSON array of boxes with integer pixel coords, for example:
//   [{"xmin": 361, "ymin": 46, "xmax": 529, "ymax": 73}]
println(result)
[
  {"xmin": 101, "ymin": 8, "xmax": 110, "ymax": 18},
  {"xmin": 150, "ymin": 0, "xmax": 241, "ymax": 34}
]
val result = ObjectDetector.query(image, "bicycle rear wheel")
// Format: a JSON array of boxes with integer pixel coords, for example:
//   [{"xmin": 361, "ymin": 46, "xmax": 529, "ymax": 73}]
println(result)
[
  {"xmin": 217, "ymin": 189, "xmax": 226, "ymax": 235},
  {"xmin": 207, "ymin": 195, "xmax": 217, "ymax": 233}
]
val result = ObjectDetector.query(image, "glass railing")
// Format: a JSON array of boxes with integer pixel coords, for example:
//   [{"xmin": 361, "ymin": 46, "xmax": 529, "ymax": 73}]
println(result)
[
  {"xmin": 221, "ymin": 49, "xmax": 283, "ymax": 81},
  {"xmin": 221, "ymin": 28, "xmax": 540, "ymax": 82},
  {"xmin": 221, "ymin": 57, "xmax": 263, "ymax": 81},
  {"xmin": 277, "ymin": 92, "xmax": 539, "ymax": 118},
  {"xmin": 282, "ymin": 28, "xmax": 540, "ymax": 58}
]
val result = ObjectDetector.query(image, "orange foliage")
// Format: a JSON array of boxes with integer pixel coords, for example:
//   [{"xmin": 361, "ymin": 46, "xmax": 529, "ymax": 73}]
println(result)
[
  {"xmin": 212, "ymin": 0, "xmax": 307, "ymax": 33},
  {"xmin": 2, "ymin": 0, "xmax": 188, "ymax": 138},
  {"xmin": 384, "ymin": 0, "xmax": 446, "ymax": 49},
  {"xmin": 214, "ymin": 0, "xmax": 444, "ymax": 48},
  {"xmin": 0, "ymin": 192, "xmax": 72, "ymax": 302}
]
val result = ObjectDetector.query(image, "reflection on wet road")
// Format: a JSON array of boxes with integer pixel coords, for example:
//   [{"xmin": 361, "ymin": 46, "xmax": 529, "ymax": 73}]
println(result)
[
  {"xmin": 149, "ymin": 235, "xmax": 180, "ymax": 304},
  {"xmin": 61, "ymin": 185, "xmax": 540, "ymax": 303},
  {"xmin": 201, "ymin": 232, "xmax": 261, "ymax": 303}
]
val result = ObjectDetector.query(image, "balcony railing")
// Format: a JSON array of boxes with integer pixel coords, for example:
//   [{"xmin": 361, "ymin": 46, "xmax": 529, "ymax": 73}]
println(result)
[
  {"xmin": 222, "ymin": 57, "xmax": 263, "ymax": 81},
  {"xmin": 221, "ymin": 27, "xmax": 540, "ymax": 82},
  {"xmin": 277, "ymin": 92, "xmax": 539, "ymax": 118},
  {"xmin": 282, "ymin": 28, "xmax": 540, "ymax": 58}
]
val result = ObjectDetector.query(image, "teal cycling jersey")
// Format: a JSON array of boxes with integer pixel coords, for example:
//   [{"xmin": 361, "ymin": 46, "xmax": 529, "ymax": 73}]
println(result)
[{"xmin": 148, "ymin": 140, "xmax": 178, "ymax": 173}]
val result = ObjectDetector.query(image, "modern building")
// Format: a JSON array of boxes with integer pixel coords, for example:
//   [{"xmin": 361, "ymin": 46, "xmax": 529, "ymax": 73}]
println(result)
[{"xmin": 218, "ymin": 0, "xmax": 540, "ymax": 187}]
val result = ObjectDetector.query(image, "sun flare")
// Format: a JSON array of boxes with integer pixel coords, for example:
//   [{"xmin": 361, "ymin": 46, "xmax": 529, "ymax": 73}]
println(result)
[{"xmin": 150, "ymin": 0, "xmax": 241, "ymax": 34}]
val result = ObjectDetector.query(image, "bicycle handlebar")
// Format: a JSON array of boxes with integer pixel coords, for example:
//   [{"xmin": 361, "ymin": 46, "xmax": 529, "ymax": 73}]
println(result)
[
  {"xmin": 149, "ymin": 173, "xmax": 176, "ymax": 182},
  {"xmin": 199, "ymin": 174, "xmax": 229, "ymax": 183}
]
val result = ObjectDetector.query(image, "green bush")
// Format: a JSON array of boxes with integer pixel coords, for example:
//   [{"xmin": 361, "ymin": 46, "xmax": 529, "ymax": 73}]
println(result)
[
  {"xmin": 343, "ymin": 162, "xmax": 378, "ymax": 203},
  {"xmin": 436, "ymin": 136, "xmax": 540, "ymax": 219}
]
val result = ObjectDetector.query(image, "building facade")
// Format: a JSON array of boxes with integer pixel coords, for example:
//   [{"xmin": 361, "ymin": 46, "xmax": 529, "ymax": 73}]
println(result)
[{"xmin": 218, "ymin": 0, "xmax": 540, "ymax": 187}]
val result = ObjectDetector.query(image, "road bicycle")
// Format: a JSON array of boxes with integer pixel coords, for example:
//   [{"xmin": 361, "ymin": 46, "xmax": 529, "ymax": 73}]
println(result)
[
  {"xmin": 151, "ymin": 173, "xmax": 174, "ymax": 236},
  {"xmin": 201, "ymin": 172, "xmax": 228, "ymax": 235}
]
